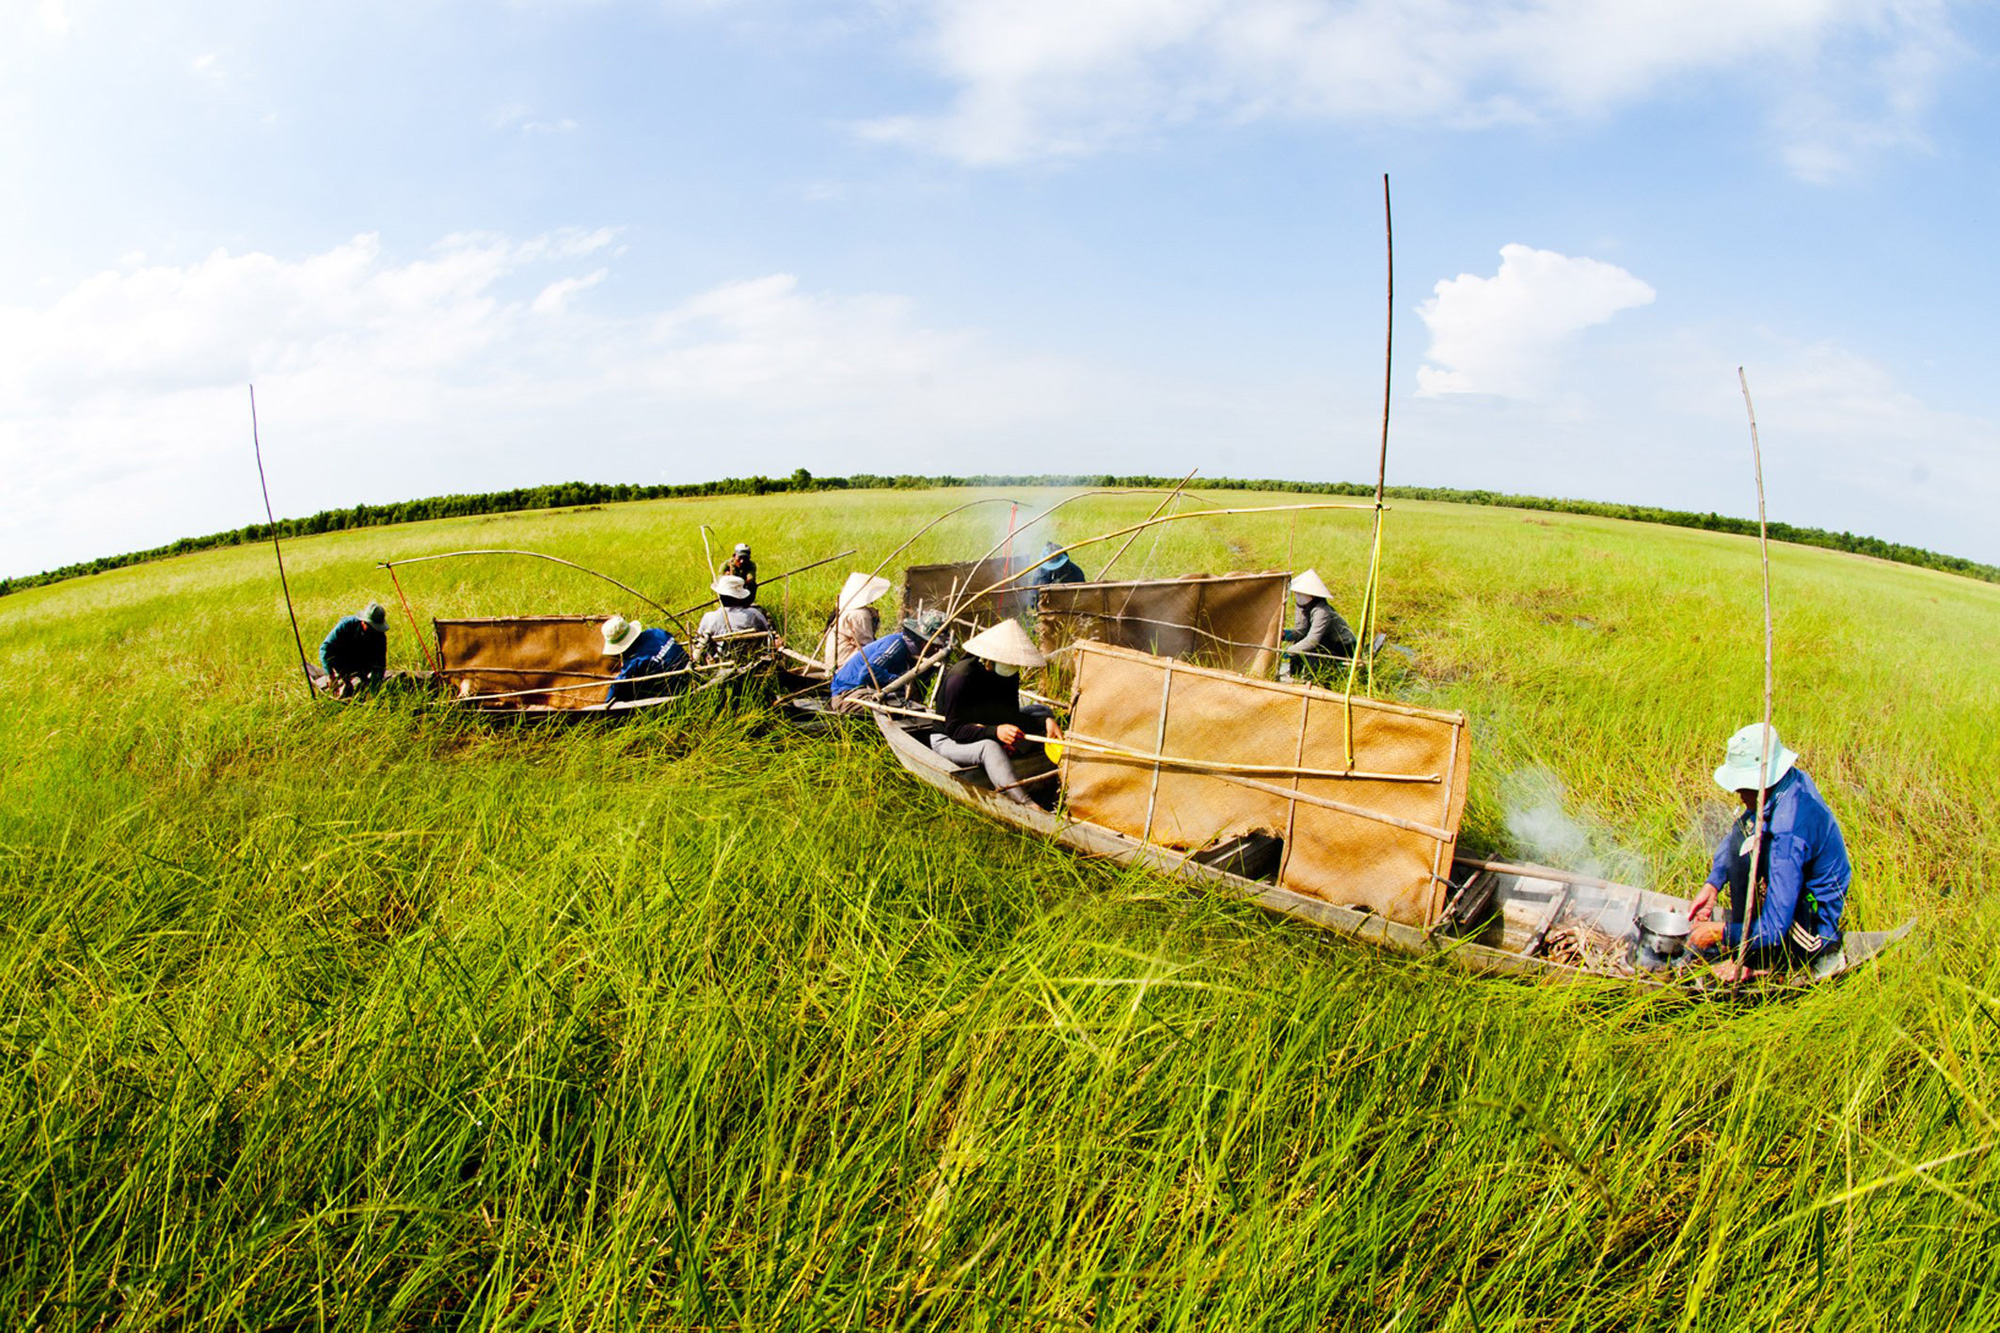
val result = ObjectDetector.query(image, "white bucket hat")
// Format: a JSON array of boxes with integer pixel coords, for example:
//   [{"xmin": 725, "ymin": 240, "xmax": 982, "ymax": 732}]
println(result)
[
  {"xmin": 601, "ymin": 615, "xmax": 645, "ymax": 655},
  {"xmin": 963, "ymin": 619, "xmax": 1046, "ymax": 669},
  {"xmin": 733, "ymin": 543, "xmax": 751, "ymax": 556},
  {"xmin": 836, "ymin": 571, "xmax": 891, "ymax": 613},
  {"xmin": 1713, "ymin": 723, "xmax": 1799, "ymax": 792},
  {"xmin": 1290, "ymin": 569, "xmax": 1333, "ymax": 600},
  {"xmin": 711, "ymin": 573, "xmax": 751, "ymax": 599}
]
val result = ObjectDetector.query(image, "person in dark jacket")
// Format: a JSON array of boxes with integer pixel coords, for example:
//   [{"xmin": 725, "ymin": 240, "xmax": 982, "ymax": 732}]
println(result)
[
  {"xmin": 318, "ymin": 602, "xmax": 389, "ymax": 696},
  {"xmin": 600, "ymin": 615, "xmax": 690, "ymax": 705},
  {"xmin": 1688, "ymin": 724, "xmax": 1851, "ymax": 981},
  {"xmin": 1280, "ymin": 569, "xmax": 1357, "ymax": 682},
  {"xmin": 1026, "ymin": 541, "xmax": 1088, "ymax": 609},
  {"xmin": 718, "ymin": 543, "xmax": 759, "ymax": 600},
  {"xmin": 930, "ymin": 620, "xmax": 1061, "ymax": 804}
]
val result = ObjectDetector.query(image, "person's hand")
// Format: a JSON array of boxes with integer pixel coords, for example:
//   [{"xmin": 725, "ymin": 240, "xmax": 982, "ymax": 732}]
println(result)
[
  {"xmin": 1690, "ymin": 921, "xmax": 1726, "ymax": 951},
  {"xmin": 1689, "ymin": 883, "xmax": 1718, "ymax": 923},
  {"xmin": 996, "ymin": 723, "xmax": 1024, "ymax": 746},
  {"xmin": 1046, "ymin": 718, "xmax": 1064, "ymax": 741},
  {"xmin": 1711, "ymin": 959, "xmax": 1762, "ymax": 985}
]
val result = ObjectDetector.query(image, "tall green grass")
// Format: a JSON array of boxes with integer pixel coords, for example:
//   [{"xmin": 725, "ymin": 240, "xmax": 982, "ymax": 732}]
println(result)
[{"xmin": 1, "ymin": 488, "xmax": 1996, "ymax": 1328}]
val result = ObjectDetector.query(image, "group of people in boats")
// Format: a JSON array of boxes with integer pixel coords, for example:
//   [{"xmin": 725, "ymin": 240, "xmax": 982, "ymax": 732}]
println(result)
[{"xmin": 314, "ymin": 537, "xmax": 1853, "ymax": 982}]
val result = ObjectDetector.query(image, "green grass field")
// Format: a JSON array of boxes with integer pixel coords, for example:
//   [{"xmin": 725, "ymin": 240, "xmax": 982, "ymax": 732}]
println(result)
[{"xmin": 3, "ymin": 486, "xmax": 1996, "ymax": 1329}]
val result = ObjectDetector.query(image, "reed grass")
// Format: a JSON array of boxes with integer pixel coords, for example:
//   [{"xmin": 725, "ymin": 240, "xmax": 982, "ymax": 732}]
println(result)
[{"xmin": 1, "ymin": 487, "xmax": 1995, "ymax": 1328}]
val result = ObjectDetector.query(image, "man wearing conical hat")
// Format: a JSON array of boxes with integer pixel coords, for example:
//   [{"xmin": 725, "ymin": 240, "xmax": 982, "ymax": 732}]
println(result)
[
  {"xmin": 931, "ymin": 620, "xmax": 1062, "ymax": 805},
  {"xmin": 600, "ymin": 614, "xmax": 690, "ymax": 705},
  {"xmin": 1688, "ymin": 723, "xmax": 1852, "ymax": 981},
  {"xmin": 317, "ymin": 602, "xmax": 390, "ymax": 697},
  {"xmin": 819, "ymin": 571, "xmax": 892, "ymax": 670},
  {"xmin": 1280, "ymin": 570, "xmax": 1357, "ymax": 682}
]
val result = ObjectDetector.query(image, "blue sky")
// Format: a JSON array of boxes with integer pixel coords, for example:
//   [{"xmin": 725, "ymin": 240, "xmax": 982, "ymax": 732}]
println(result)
[{"xmin": 4, "ymin": 0, "xmax": 1997, "ymax": 576}]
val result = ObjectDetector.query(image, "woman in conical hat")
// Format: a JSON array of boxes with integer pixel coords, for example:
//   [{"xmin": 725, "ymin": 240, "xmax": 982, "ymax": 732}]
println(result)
[
  {"xmin": 820, "ymin": 571, "xmax": 893, "ymax": 669},
  {"xmin": 1281, "ymin": 568, "xmax": 1357, "ymax": 682},
  {"xmin": 929, "ymin": 620, "xmax": 1059, "ymax": 806}
]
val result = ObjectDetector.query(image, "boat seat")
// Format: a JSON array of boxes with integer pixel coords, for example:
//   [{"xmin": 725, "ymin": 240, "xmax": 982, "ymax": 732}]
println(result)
[{"xmin": 1191, "ymin": 831, "xmax": 1283, "ymax": 882}]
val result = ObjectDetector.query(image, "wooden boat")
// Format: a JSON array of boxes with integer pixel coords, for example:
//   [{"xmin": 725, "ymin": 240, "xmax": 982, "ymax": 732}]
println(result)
[{"xmin": 872, "ymin": 695, "xmax": 1911, "ymax": 992}]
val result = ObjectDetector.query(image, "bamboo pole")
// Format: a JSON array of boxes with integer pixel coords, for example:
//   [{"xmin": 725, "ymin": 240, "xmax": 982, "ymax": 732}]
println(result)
[
  {"xmin": 1039, "ymin": 730, "xmax": 1439, "ymax": 785},
  {"xmin": 378, "ymin": 548, "xmax": 689, "ymax": 637},
  {"xmin": 1340, "ymin": 173, "xmax": 1396, "ymax": 757},
  {"xmin": 1096, "ymin": 467, "xmax": 1197, "ymax": 582},
  {"xmin": 668, "ymin": 549, "xmax": 856, "ymax": 621},
  {"xmin": 249, "ymin": 386, "xmax": 317, "ymax": 699},
  {"xmin": 1732, "ymin": 367, "xmax": 1777, "ymax": 987}
]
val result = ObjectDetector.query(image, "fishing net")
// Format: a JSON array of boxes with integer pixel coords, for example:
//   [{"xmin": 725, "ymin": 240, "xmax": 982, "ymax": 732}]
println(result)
[
  {"xmin": 1062, "ymin": 642, "xmax": 1470, "ymax": 927},
  {"xmin": 903, "ymin": 558, "xmax": 1036, "ymax": 633},
  {"xmin": 1036, "ymin": 572, "xmax": 1288, "ymax": 676},
  {"xmin": 434, "ymin": 616, "xmax": 613, "ymax": 710}
]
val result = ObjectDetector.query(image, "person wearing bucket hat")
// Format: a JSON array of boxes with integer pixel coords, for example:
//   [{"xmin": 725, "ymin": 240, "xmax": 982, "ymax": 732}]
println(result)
[
  {"xmin": 1025, "ymin": 540, "xmax": 1087, "ymax": 610},
  {"xmin": 317, "ymin": 602, "xmax": 390, "ymax": 697},
  {"xmin": 717, "ymin": 542, "xmax": 758, "ymax": 600},
  {"xmin": 600, "ymin": 615, "xmax": 690, "ymax": 705},
  {"xmin": 818, "ymin": 571, "xmax": 893, "ymax": 669},
  {"xmin": 829, "ymin": 609, "xmax": 948, "ymax": 702},
  {"xmin": 1280, "ymin": 569, "xmax": 1357, "ymax": 682},
  {"xmin": 1687, "ymin": 723, "xmax": 1851, "ymax": 980},
  {"xmin": 931, "ymin": 620, "xmax": 1062, "ymax": 806},
  {"xmin": 696, "ymin": 573, "xmax": 774, "ymax": 662}
]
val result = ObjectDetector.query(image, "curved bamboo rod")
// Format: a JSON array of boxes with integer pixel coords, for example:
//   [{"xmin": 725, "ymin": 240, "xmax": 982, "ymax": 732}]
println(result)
[{"xmin": 377, "ymin": 548, "xmax": 689, "ymax": 637}]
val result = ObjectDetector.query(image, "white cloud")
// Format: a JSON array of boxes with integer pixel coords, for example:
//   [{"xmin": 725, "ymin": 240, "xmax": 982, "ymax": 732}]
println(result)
[
  {"xmin": 864, "ymin": 0, "xmax": 1962, "ymax": 176},
  {"xmin": 38, "ymin": 0, "xmax": 68, "ymax": 37},
  {"xmin": 1415, "ymin": 244, "xmax": 1655, "ymax": 399},
  {"xmin": 0, "ymin": 232, "xmax": 1087, "ymax": 576}
]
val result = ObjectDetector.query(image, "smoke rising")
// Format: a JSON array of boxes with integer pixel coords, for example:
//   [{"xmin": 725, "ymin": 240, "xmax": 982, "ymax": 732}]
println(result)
[{"xmin": 1500, "ymin": 765, "xmax": 1648, "ymax": 890}]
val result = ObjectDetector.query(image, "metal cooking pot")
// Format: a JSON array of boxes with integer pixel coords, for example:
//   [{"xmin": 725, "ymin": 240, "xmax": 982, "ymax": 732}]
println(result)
[{"xmin": 1637, "ymin": 909, "xmax": 1693, "ymax": 958}]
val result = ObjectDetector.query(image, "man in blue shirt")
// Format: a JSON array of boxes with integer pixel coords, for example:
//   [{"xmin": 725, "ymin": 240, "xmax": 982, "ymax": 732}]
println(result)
[
  {"xmin": 1689, "ymin": 724, "xmax": 1851, "ymax": 981},
  {"xmin": 318, "ymin": 602, "xmax": 389, "ymax": 696},
  {"xmin": 830, "ymin": 612, "xmax": 945, "ymax": 704},
  {"xmin": 600, "ymin": 615, "xmax": 689, "ymax": 705}
]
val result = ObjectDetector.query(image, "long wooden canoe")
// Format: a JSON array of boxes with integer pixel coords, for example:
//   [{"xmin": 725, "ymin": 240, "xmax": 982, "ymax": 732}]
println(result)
[{"xmin": 873, "ymin": 711, "xmax": 1912, "ymax": 990}]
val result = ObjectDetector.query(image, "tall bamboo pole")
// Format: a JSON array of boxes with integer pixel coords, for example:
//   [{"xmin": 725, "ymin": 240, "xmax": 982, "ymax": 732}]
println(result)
[
  {"xmin": 1340, "ymin": 174, "xmax": 1395, "ymax": 760},
  {"xmin": 1732, "ymin": 366, "xmax": 1776, "ymax": 987},
  {"xmin": 249, "ymin": 386, "xmax": 316, "ymax": 698}
]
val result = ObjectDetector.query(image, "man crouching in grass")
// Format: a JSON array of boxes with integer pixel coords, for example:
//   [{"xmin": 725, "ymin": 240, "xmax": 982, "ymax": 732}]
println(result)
[{"xmin": 1688, "ymin": 724, "xmax": 1852, "ymax": 983}]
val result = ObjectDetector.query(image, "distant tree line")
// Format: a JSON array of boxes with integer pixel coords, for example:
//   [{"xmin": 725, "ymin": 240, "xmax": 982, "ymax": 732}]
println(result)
[{"xmin": 6, "ymin": 468, "xmax": 1994, "ymax": 596}]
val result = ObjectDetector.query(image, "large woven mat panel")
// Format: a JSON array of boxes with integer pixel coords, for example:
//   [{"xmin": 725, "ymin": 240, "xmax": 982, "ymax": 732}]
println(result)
[
  {"xmin": 1064, "ymin": 643, "xmax": 1469, "ymax": 926},
  {"xmin": 434, "ymin": 616, "xmax": 613, "ymax": 710},
  {"xmin": 903, "ymin": 558, "xmax": 1035, "ymax": 631},
  {"xmin": 1039, "ymin": 572, "xmax": 1286, "ymax": 675}
]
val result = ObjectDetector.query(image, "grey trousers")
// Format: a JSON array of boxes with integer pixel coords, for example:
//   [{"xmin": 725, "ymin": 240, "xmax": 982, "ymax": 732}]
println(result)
[{"xmin": 929, "ymin": 733, "xmax": 1033, "ymax": 804}]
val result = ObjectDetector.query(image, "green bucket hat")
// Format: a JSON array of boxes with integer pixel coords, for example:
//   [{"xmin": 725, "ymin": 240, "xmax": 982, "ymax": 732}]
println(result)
[{"xmin": 362, "ymin": 602, "xmax": 388, "ymax": 629}]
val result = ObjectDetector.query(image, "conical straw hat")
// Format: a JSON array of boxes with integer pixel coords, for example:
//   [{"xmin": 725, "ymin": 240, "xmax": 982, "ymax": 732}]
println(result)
[
  {"xmin": 837, "ymin": 571, "xmax": 891, "ymax": 613},
  {"xmin": 962, "ymin": 619, "xmax": 1046, "ymax": 668},
  {"xmin": 1290, "ymin": 569, "xmax": 1333, "ymax": 600}
]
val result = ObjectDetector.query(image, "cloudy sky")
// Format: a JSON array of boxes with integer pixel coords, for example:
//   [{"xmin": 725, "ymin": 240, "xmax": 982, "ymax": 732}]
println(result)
[{"xmin": 4, "ymin": 0, "xmax": 1997, "ymax": 576}]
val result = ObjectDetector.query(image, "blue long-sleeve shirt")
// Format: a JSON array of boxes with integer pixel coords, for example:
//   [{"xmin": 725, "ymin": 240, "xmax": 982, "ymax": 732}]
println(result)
[
  {"xmin": 830, "ymin": 632, "xmax": 915, "ymax": 697},
  {"xmin": 1706, "ymin": 768, "xmax": 1851, "ymax": 952},
  {"xmin": 607, "ymin": 628, "xmax": 689, "ymax": 704},
  {"xmin": 319, "ymin": 616, "xmax": 386, "ymax": 682}
]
